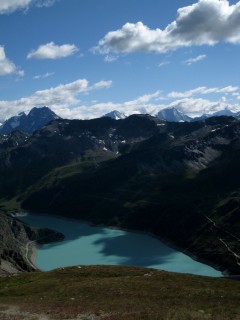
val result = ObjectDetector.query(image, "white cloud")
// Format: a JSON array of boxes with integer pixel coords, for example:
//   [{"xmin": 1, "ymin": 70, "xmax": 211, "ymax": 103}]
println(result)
[
  {"xmin": 85, "ymin": 87, "xmax": 240, "ymax": 119},
  {"xmin": 124, "ymin": 91, "xmax": 161, "ymax": 107},
  {"xmin": 27, "ymin": 42, "xmax": 78, "ymax": 60},
  {"xmin": 158, "ymin": 61, "xmax": 170, "ymax": 67},
  {"xmin": 232, "ymin": 92, "xmax": 240, "ymax": 100},
  {"xmin": 33, "ymin": 72, "xmax": 55, "ymax": 79},
  {"xmin": 104, "ymin": 55, "xmax": 118, "ymax": 62},
  {"xmin": 116, "ymin": 88, "xmax": 240, "ymax": 118},
  {"xmin": 17, "ymin": 69, "xmax": 25, "ymax": 77},
  {"xmin": 168, "ymin": 98, "xmax": 224, "ymax": 115},
  {"xmin": 0, "ymin": 0, "xmax": 31, "ymax": 14},
  {"xmin": 0, "ymin": 78, "xmax": 113, "ymax": 120},
  {"xmin": 168, "ymin": 86, "xmax": 239, "ymax": 98},
  {"xmin": 184, "ymin": 54, "xmax": 207, "ymax": 66},
  {"xmin": 0, "ymin": 46, "xmax": 17, "ymax": 76},
  {"xmin": 166, "ymin": 97, "xmax": 240, "ymax": 116},
  {"xmin": 0, "ymin": 82, "xmax": 239, "ymax": 120},
  {"xmin": 94, "ymin": 0, "xmax": 240, "ymax": 55},
  {"xmin": 76, "ymin": 92, "xmax": 239, "ymax": 119},
  {"xmin": 69, "ymin": 91, "xmax": 163, "ymax": 119},
  {"xmin": 92, "ymin": 80, "xmax": 113, "ymax": 89},
  {"xmin": 34, "ymin": 0, "xmax": 57, "ymax": 8},
  {"xmin": 0, "ymin": 0, "xmax": 57, "ymax": 14}
]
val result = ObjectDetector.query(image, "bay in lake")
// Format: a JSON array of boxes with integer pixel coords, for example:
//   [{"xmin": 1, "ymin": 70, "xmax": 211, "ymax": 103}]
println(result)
[{"xmin": 18, "ymin": 214, "xmax": 222, "ymax": 277}]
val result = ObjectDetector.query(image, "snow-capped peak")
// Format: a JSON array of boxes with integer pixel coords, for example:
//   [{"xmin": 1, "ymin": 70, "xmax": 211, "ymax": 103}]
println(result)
[
  {"xmin": 103, "ymin": 110, "xmax": 127, "ymax": 120},
  {"xmin": 156, "ymin": 107, "xmax": 192, "ymax": 122}
]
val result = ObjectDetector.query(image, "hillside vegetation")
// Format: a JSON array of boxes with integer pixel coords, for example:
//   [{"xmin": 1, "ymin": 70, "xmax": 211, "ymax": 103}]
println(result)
[{"xmin": 0, "ymin": 266, "xmax": 240, "ymax": 320}]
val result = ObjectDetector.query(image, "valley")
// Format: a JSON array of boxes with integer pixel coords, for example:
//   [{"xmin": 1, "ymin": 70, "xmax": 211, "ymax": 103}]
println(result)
[{"xmin": 0, "ymin": 107, "xmax": 240, "ymax": 276}]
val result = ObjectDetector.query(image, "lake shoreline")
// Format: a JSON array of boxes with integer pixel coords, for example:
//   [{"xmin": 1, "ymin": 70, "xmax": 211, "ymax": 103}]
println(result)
[{"xmin": 15, "ymin": 211, "xmax": 224, "ymax": 277}]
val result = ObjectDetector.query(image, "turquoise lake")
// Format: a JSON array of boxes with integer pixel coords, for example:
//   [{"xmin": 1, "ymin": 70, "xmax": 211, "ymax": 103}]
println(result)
[{"xmin": 18, "ymin": 214, "xmax": 222, "ymax": 277}]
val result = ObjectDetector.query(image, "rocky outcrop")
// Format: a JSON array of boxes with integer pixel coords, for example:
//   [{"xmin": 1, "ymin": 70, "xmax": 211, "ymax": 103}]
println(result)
[{"xmin": 0, "ymin": 213, "xmax": 64, "ymax": 275}]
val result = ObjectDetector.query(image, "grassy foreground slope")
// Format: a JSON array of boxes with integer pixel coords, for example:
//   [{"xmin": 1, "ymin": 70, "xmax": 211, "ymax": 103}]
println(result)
[{"xmin": 0, "ymin": 266, "xmax": 240, "ymax": 320}]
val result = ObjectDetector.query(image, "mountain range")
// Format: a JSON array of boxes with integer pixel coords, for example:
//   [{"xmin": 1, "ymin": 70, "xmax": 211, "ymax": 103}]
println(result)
[
  {"xmin": 0, "ymin": 108, "xmax": 240, "ymax": 275},
  {"xmin": 1, "ymin": 106, "xmax": 240, "ymax": 136},
  {"xmin": 103, "ymin": 107, "xmax": 240, "ymax": 123}
]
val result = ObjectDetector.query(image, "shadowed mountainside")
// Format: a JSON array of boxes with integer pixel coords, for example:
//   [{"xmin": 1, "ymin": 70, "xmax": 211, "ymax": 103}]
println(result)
[{"xmin": 0, "ymin": 115, "xmax": 240, "ymax": 274}]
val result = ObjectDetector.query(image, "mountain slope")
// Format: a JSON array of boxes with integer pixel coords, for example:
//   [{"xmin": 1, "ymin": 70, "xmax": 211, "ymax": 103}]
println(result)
[
  {"xmin": 212, "ymin": 107, "xmax": 237, "ymax": 117},
  {"xmin": 193, "ymin": 108, "xmax": 240, "ymax": 122},
  {"xmin": 0, "ymin": 112, "xmax": 27, "ymax": 135},
  {"xmin": 0, "ymin": 131, "xmax": 30, "ymax": 153},
  {"xmin": 1, "ymin": 115, "xmax": 240, "ymax": 274}
]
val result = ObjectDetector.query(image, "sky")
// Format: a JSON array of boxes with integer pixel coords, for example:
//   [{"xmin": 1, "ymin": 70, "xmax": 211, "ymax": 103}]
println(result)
[{"xmin": 0, "ymin": 0, "xmax": 240, "ymax": 120}]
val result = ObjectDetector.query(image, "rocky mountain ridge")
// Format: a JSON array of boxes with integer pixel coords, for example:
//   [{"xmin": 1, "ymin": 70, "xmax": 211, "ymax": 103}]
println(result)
[{"xmin": 0, "ymin": 106, "xmax": 60, "ymax": 135}]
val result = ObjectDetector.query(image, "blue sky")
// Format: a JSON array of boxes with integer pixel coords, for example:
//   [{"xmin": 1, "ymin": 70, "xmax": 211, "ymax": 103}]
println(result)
[{"xmin": 0, "ymin": 0, "xmax": 240, "ymax": 120}]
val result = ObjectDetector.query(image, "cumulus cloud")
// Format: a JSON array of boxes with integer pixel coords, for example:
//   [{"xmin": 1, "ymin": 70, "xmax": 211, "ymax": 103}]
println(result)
[
  {"xmin": 115, "ymin": 87, "xmax": 240, "ymax": 118},
  {"xmin": 0, "ymin": 82, "xmax": 239, "ymax": 120},
  {"xmin": 0, "ymin": 0, "xmax": 57, "ymax": 14},
  {"xmin": 0, "ymin": 78, "xmax": 112, "ymax": 120},
  {"xmin": 52, "ymin": 92, "xmax": 162, "ymax": 119},
  {"xmin": 74, "ymin": 92, "xmax": 239, "ymax": 120},
  {"xmin": 0, "ymin": 46, "xmax": 17, "ymax": 76},
  {"xmin": 94, "ymin": 0, "xmax": 240, "ymax": 55},
  {"xmin": 76, "ymin": 86, "xmax": 240, "ymax": 119},
  {"xmin": 27, "ymin": 42, "xmax": 78, "ymax": 60},
  {"xmin": 184, "ymin": 54, "xmax": 207, "ymax": 66}
]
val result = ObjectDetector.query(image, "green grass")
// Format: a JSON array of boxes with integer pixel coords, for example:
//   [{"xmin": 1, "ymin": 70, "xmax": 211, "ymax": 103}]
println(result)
[{"xmin": 0, "ymin": 266, "xmax": 240, "ymax": 319}]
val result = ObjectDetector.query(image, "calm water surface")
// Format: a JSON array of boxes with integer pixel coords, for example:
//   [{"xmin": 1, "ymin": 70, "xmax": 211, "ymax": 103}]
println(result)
[{"xmin": 18, "ymin": 214, "xmax": 222, "ymax": 277}]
